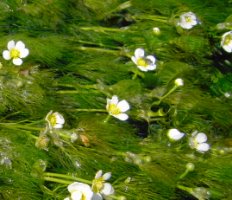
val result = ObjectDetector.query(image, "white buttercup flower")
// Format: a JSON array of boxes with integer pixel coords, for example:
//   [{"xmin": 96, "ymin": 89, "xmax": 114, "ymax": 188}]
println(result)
[
  {"xmin": 153, "ymin": 27, "xmax": 161, "ymax": 35},
  {"xmin": 106, "ymin": 95, "xmax": 130, "ymax": 121},
  {"xmin": 3, "ymin": 40, "xmax": 29, "ymax": 65},
  {"xmin": 45, "ymin": 110, "xmax": 65, "ymax": 129},
  {"xmin": 177, "ymin": 12, "xmax": 199, "ymax": 30},
  {"xmin": 174, "ymin": 78, "xmax": 184, "ymax": 87},
  {"xmin": 221, "ymin": 31, "xmax": 232, "ymax": 53},
  {"xmin": 167, "ymin": 128, "xmax": 185, "ymax": 141},
  {"xmin": 64, "ymin": 182, "xmax": 93, "ymax": 200},
  {"xmin": 92, "ymin": 170, "xmax": 114, "ymax": 200},
  {"xmin": 189, "ymin": 131, "xmax": 210, "ymax": 153},
  {"xmin": 131, "ymin": 48, "xmax": 156, "ymax": 72}
]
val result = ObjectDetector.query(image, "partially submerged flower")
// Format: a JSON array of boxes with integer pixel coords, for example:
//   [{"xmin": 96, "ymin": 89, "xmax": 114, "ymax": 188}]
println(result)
[
  {"xmin": 221, "ymin": 31, "xmax": 232, "ymax": 53},
  {"xmin": 131, "ymin": 48, "xmax": 156, "ymax": 72},
  {"xmin": 153, "ymin": 27, "xmax": 161, "ymax": 35},
  {"xmin": 174, "ymin": 78, "xmax": 184, "ymax": 87},
  {"xmin": 92, "ymin": 170, "xmax": 114, "ymax": 200},
  {"xmin": 64, "ymin": 182, "xmax": 93, "ymax": 200},
  {"xmin": 167, "ymin": 128, "xmax": 185, "ymax": 141},
  {"xmin": 189, "ymin": 131, "xmax": 210, "ymax": 153},
  {"xmin": 106, "ymin": 95, "xmax": 130, "ymax": 121},
  {"xmin": 177, "ymin": 12, "xmax": 199, "ymax": 30},
  {"xmin": 45, "ymin": 110, "xmax": 65, "ymax": 129},
  {"xmin": 3, "ymin": 40, "xmax": 29, "ymax": 65}
]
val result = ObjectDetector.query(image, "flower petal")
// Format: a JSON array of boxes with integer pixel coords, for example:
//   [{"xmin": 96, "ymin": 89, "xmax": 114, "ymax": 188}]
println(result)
[
  {"xmin": 13, "ymin": 58, "xmax": 23, "ymax": 66},
  {"xmin": 131, "ymin": 56, "xmax": 137, "ymax": 65},
  {"xmin": 54, "ymin": 112, "xmax": 65, "ymax": 124},
  {"xmin": 92, "ymin": 193, "xmax": 103, "ymax": 200},
  {"xmin": 102, "ymin": 172, "xmax": 111, "ymax": 180},
  {"xmin": 137, "ymin": 65, "xmax": 148, "ymax": 72},
  {"xmin": 110, "ymin": 95, "xmax": 119, "ymax": 105},
  {"xmin": 53, "ymin": 124, "xmax": 63, "ymax": 129},
  {"xmin": 20, "ymin": 48, "xmax": 29, "ymax": 58},
  {"xmin": 102, "ymin": 183, "xmax": 114, "ymax": 195},
  {"xmin": 3, "ymin": 50, "xmax": 11, "ymax": 60},
  {"xmin": 168, "ymin": 129, "xmax": 185, "ymax": 141},
  {"xmin": 134, "ymin": 48, "xmax": 144, "ymax": 58},
  {"xmin": 95, "ymin": 170, "xmax": 103, "ymax": 179},
  {"xmin": 15, "ymin": 41, "xmax": 25, "ymax": 50},
  {"xmin": 113, "ymin": 113, "xmax": 128, "ymax": 121},
  {"xmin": 196, "ymin": 143, "xmax": 210, "ymax": 153},
  {"xmin": 146, "ymin": 55, "xmax": 156, "ymax": 64},
  {"xmin": 146, "ymin": 64, "xmax": 156, "ymax": 71},
  {"xmin": 117, "ymin": 100, "xmax": 130, "ymax": 112},
  {"xmin": 71, "ymin": 191, "xmax": 82, "ymax": 200},
  {"xmin": 195, "ymin": 133, "xmax": 207, "ymax": 143},
  {"xmin": 222, "ymin": 45, "xmax": 232, "ymax": 53},
  {"xmin": 7, "ymin": 40, "xmax": 15, "ymax": 50}
]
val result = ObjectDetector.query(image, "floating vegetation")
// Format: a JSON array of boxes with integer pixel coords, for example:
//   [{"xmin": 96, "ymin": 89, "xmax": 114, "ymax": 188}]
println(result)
[{"xmin": 0, "ymin": 0, "xmax": 232, "ymax": 199}]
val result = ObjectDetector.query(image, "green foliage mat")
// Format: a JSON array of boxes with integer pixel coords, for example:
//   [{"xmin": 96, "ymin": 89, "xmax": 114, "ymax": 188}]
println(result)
[{"xmin": 0, "ymin": 0, "xmax": 232, "ymax": 199}]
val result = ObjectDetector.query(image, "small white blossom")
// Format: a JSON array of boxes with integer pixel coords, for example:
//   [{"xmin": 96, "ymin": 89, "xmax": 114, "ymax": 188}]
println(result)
[
  {"xmin": 92, "ymin": 170, "xmax": 114, "ymax": 200},
  {"xmin": 131, "ymin": 48, "xmax": 156, "ymax": 72},
  {"xmin": 224, "ymin": 92, "xmax": 231, "ymax": 98},
  {"xmin": 106, "ymin": 95, "xmax": 130, "ymax": 121},
  {"xmin": 174, "ymin": 78, "xmax": 184, "ymax": 87},
  {"xmin": 45, "ymin": 110, "xmax": 65, "ymax": 129},
  {"xmin": 189, "ymin": 131, "xmax": 210, "ymax": 153},
  {"xmin": 221, "ymin": 31, "xmax": 232, "ymax": 53},
  {"xmin": 64, "ymin": 182, "xmax": 93, "ymax": 200},
  {"xmin": 177, "ymin": 12, "xmax": 199, "ymax": 30},
  {"xmin": 3, "ymin": 40, "xmax": 29, "ymax": 65},
  {"xmin": 167, "ymin": 128, "xmax": 185, "ymax": 141},
  {"xmin": 153, "ymin": 27, "xmax": 161, "ymax": 35}
]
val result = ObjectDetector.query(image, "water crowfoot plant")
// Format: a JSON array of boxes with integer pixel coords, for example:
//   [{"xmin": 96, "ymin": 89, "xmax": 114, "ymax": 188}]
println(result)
[
  {"xmin": 221, "ymin": 31, "xmax": 232, "ymax": 53},
  {"xmin": 177, "ymin": 12, "xmax": 199, "ymax": 30},
  {"xmin": 2, "ymin": 40, "xmax": 29, "ymax": 66},
  {"xmin": 105, "ymin": 95, "xmax": 130, "ymax": 122}
]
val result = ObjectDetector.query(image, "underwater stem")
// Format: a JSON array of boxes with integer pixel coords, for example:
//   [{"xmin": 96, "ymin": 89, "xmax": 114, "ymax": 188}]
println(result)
[{"xmin": 44, "ymin": 172, "xmax": 92, "ymax": 184}]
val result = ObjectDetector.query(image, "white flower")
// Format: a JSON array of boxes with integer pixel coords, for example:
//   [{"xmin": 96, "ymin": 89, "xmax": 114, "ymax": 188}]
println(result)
[
  {"xmin": 131, "ymin": 48, "xmax": 156, "ymax": 72},
  {"xmin": 177, "ymin": 12, "xmax": 199, "ymax": 30},
  {"xmin": 167, "ymin": 128, "xmax": 185, "ymax": 141},
  {"xmin": 189, "ymin": 131, "xmax": 210, "ymax": 153},
  {"xmin": 221, "ymin": 31, "xmax": 232, "ymax": 53},
  {"xmin": 64, "ymin": 182, "xmax": 93, "ymax": 200},
  {"xmin": 92, "ymin": 170, "xmax": 114, "ymax": 200},
  {"xmin": 174, "ymin": 78, "xmax": 184, "ymax": 87},
  {"xmin": 45, "ymin": 110, "xmax": 65, "ymax": 129},
  {"xmin": 106, "ymin": 95, "xmax": 130, "ymax": 121},
  {"xmin": 153, "ymin": 27, "xmax": 161, "ymax": 35},
  {"xmin": 2, "ymin": 40, "xmax": 29, "ymax": 65}
]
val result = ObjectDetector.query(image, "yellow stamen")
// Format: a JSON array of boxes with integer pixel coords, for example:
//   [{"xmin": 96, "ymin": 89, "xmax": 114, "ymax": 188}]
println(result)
[
  {"xmin": 185, "ymin": 16, "xmax": 192, "ymax": 23},
  {"xmin": 10, "ymin": 48, "xmax": 20, "ymax": 59},
  {"xmin": 92, "ymin": 177, "xmax": 104, "ymax": 193},
  {"xmin": 223, "ymin": 34, "xmax": 232, "ymax": 45},
  {"xmin": 108, "ymin": 104, "xmax": 121, "ymax": 115},
  {"xmin": 137, "ymin": 57, "xmax": 148, "ymax": 67},
  {"xmin": 48, "ymin": 114, "xmax": 57, "ymax": 127}
]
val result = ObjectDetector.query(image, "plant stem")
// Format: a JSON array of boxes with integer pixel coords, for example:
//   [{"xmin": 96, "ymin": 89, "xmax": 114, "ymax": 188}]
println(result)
[
  {"xmin": 44, "ymin": 172, "xmax": 92, "ymax": 184},
  {"xmin": 43, "ymin": 176, "xmax": 72, "ymax": 185},
  {"xmin": 76, "ymin": 46, "xmax": 120, "ymax": 55},
  {"xmin": 74, "ymin": 109, "xmax": 107, "ymax": 113}
]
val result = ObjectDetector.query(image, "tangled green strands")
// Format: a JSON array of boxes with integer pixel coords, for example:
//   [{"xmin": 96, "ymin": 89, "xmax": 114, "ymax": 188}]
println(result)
[{"xmin": 0, "ymin": 0, "xmax": 232, "ymax": 199}]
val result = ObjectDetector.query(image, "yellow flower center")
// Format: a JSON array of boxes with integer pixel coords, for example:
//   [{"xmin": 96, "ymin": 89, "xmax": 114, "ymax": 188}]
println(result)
[
  {"xmin": 137, "ymin": 57, "xmax": 148, "ymax": 67},
  {"xmin": 10, "ymin": 48, "xmax": 20, "ymax": 59},
  {"xmin": 48, "ymin": 114, "xmax": 57, "ymax": 127},
  {"xmin": 92, "ymin": 177, "xmax": 104, "ymax": 193},
  {"xmin": 184, "ymin": 16, "xmax": 192, "ymax": 23},
  {"xmin": 223, "ymin": 34, "xmax": 232, "ymax": 45},
  {"xmin": 108, "ymin": 103, "xmax": 121, "ymax": 115}
]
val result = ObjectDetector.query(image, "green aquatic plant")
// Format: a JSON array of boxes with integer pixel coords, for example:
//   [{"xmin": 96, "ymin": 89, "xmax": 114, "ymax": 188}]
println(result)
[{"xmin": 0, "ymin": 0, "xmax": 232, "ymax": 199}]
